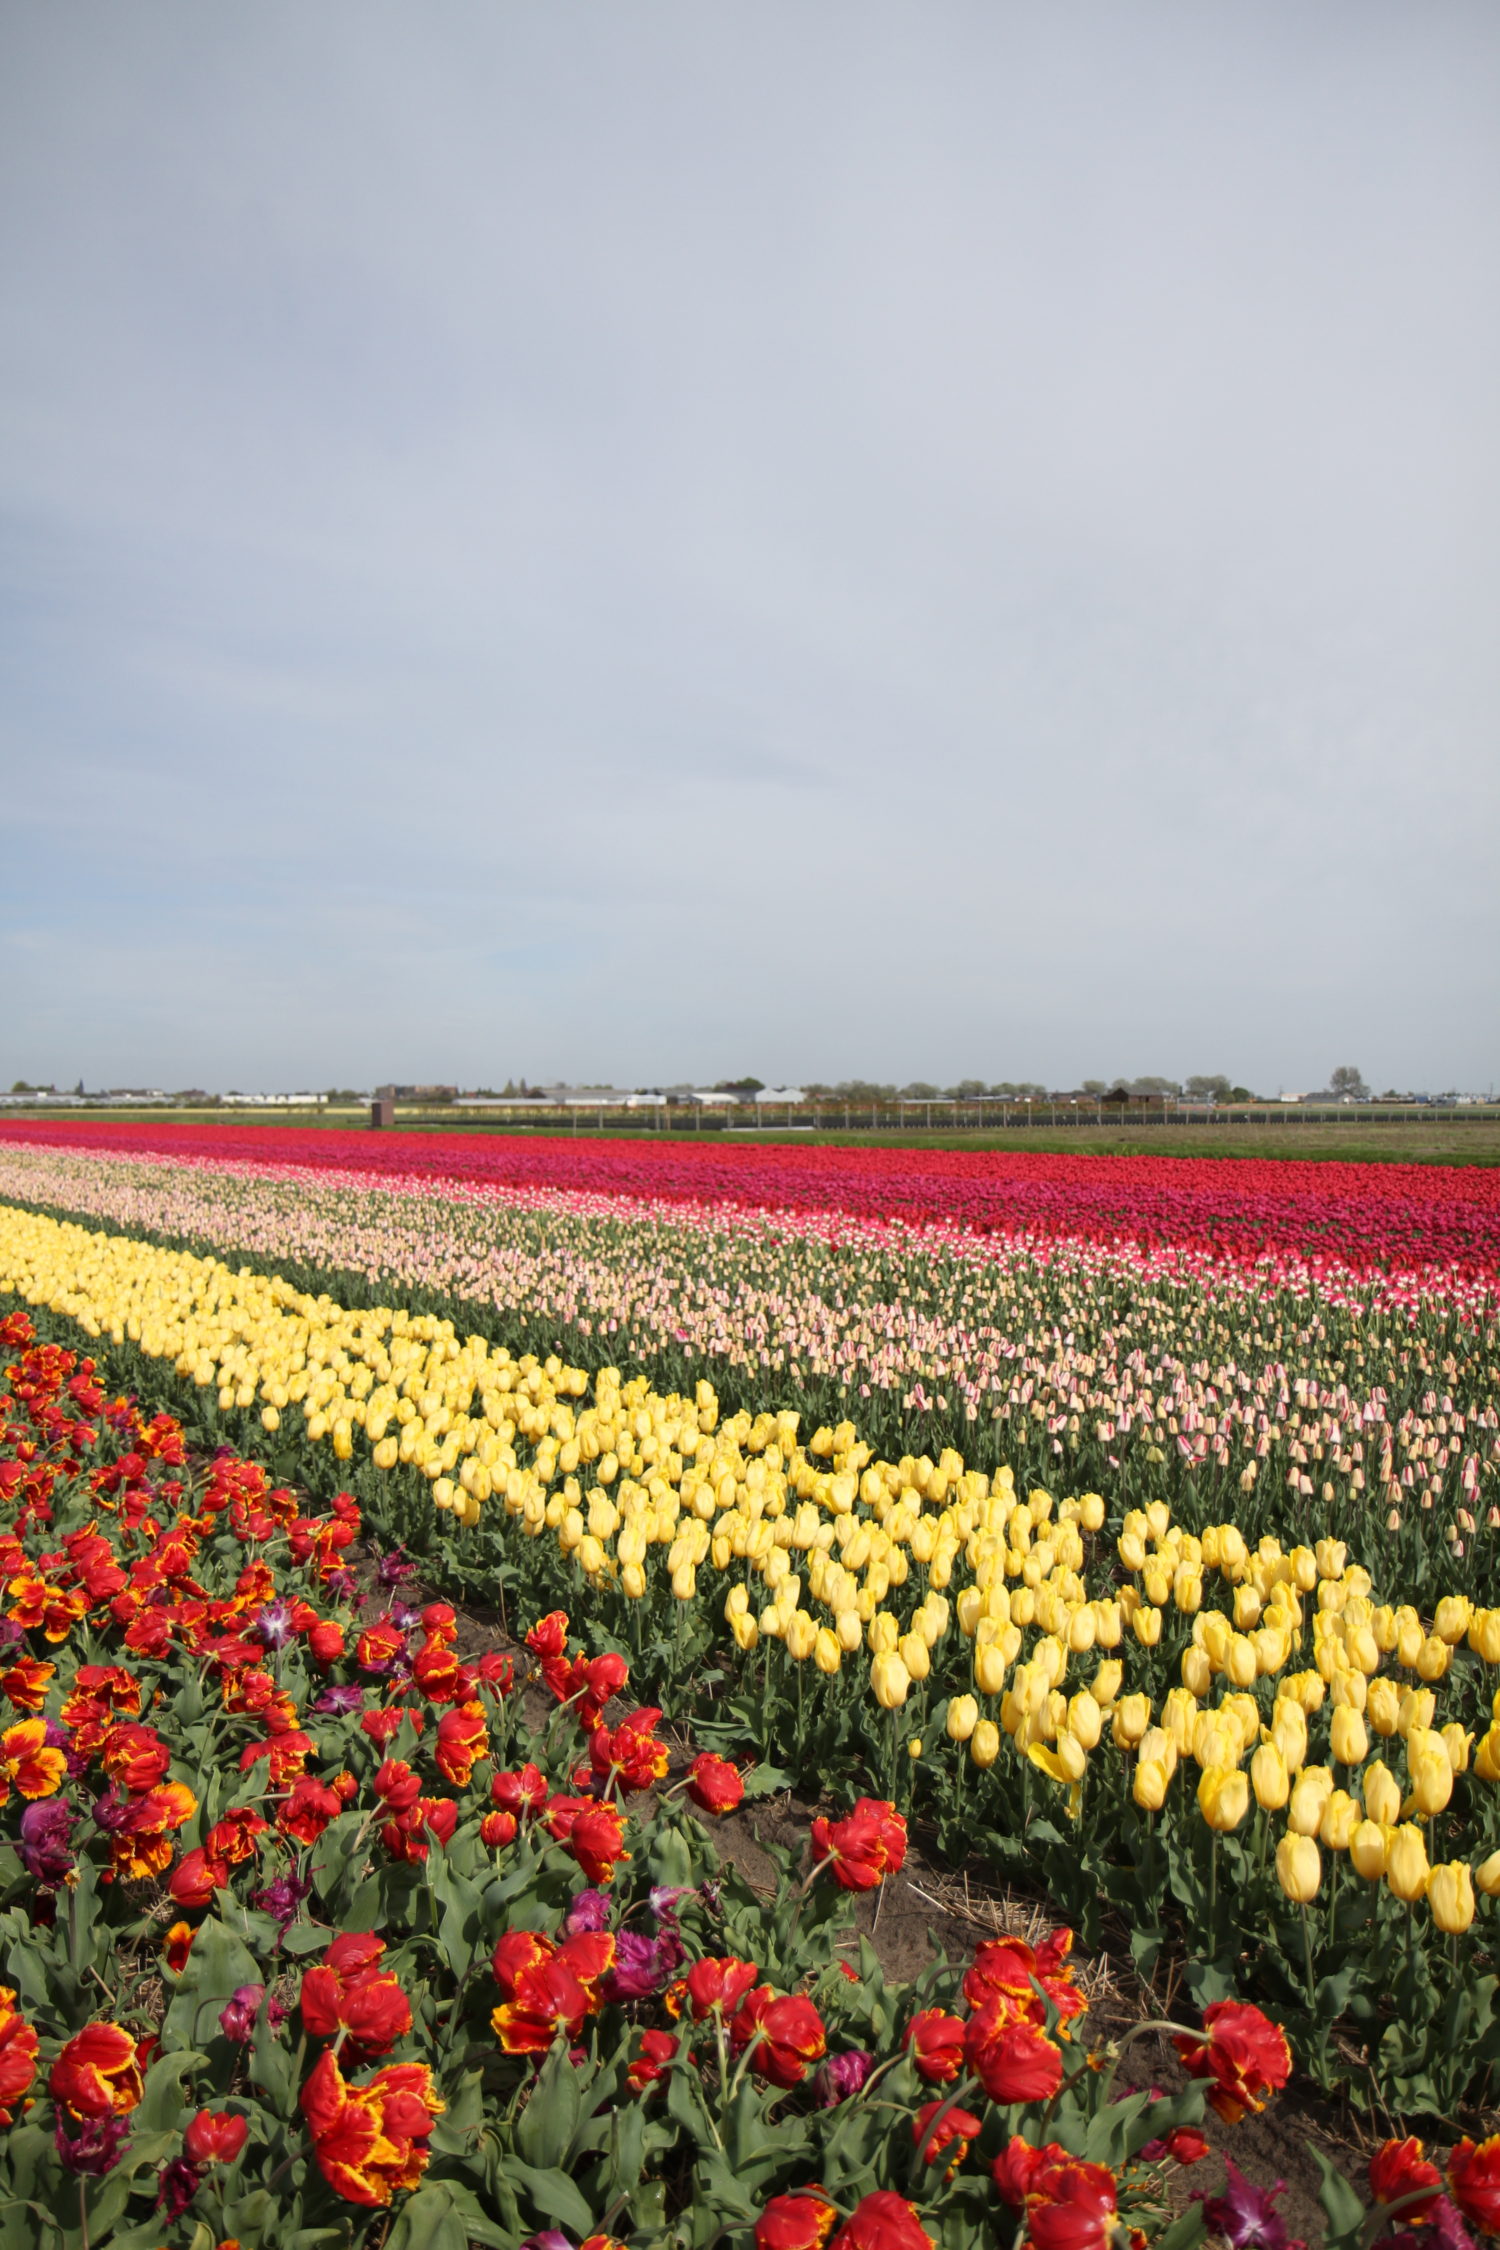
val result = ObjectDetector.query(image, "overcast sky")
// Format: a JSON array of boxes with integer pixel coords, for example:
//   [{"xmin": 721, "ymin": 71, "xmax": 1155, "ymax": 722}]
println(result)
[{"xmin": 3, "ymin": 4, "xmax": 1497, "ymax": 1095}]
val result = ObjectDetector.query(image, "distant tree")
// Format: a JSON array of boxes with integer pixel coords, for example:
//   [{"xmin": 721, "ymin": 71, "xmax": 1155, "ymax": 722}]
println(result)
[
  {"xmin": 900, "ymin": 1082, "xmax": 941, "ymax": 1099},
  {"xmin": 1080, "ymin": 1080, "xmax": 1109, "ymax": 1096},
  {"xmin": 949, "ymin": 1079, "xmax": 988, "ymax": 1098},
  {"xmin": 991, "ymin": 1082, "xmax": 1047, "ymax": 1100},
  {"xmin": 1228, "ymin": 1086, "xmax": 1254, "ymax": 1102},
  {"xmin": 1184, "ymin": 1074, "xmax": 1233, "ymax": 1103},
  {"xmin": 833, "ymin": 1081, "xmax": 898, "ymax": 1101},
  {"xmin": 1130, "ymin": 1076, "xmax": 1181, "ymax": 1098},
  {"xmin": 1329, "ymin": 1065, "xmax": 1370, "ymax": 1102},
  {"xmin": 714, "ymin": 1077, "xmax": 765, "ymax": 1094}
]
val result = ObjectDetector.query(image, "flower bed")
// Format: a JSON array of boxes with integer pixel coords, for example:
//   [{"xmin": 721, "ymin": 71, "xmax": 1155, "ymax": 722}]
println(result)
[
  {"xmin": 7, "ymin": 1308, "xmax": 1451, "ymax": 2250},
  {"xmin": 2, "ymin": 1206, "xmax": 1498, "ymax": 2132}
]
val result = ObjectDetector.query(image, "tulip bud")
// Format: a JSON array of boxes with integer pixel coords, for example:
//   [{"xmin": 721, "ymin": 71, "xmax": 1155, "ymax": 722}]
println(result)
[
  {"xmin": 1197, "ymin": 1766, "xmax": 1249, "ymax": 1833},
  {"xmin": 813, "ymin": 1628, "xmax": 841, "ymax": 1675},
  {"xmin": 1276, "ymin": 1832, "xmax": 1321, "ymax": 1903},
  {"xmin": 1440, "ymin": 1723, "xmax": 1472, "ymax": 1775},
  {"xmin": 1426, "ymin": 1860, "xmax": 1475, "ymax": 1935},
  {"xmin": 1133, "ymin": 1604, "xmax": 1162, "ymax": 1648},
  {"xmin": 1363, "ymin": 1761, "xmax": 1401, "ymax": 1828},
  {"xmin": 1133, "ymin": 1757, "xmax": 1170, "ymax": 1812},
  {"xmin": 1350, "ymin": 1820, "xmax": 1389, "ymax": 1880},
  {"xmin": 1474, "ymin": 1849, "xmax": 1500, "ymax": 1898},
  {"xmin": 1067, "ymin": 1692, "xmax": 1103, "ymax": 1751},
  {"xmin": 1406, "ymin": 1741, "xmax": 1452, "ymax": 1819},
  {"xmin": 1269, "ymin": 1700, "xmax": 1308, "ymax": 1772},
  {"xmin": 1250, "ymin": 1742, "xmax": 1290, "ymax": 1811},
  {"xmin": 1091, "ymin": 1658, "xmax": 1123, "ymax": 1708},
  {"xmin": 1330, "ymin": 1707, "xmax": 1368, "ymax": 1767},
  {"xmin": 946, "ymin": 1694, "xmax": 979, "ymax": 1743},
  {"xmin": 970, "ymin": 1719, "xmax": 1000, "ymax": 1769},
  {"xmin": 870, "ymin": 1652, "xmax": 911, "ymax": 1710},
  {"xmin": 1385, "ymin": 1823, "xmax": 1430, "ymax": 1903},
  {"xmin": 1287, "ymin": 1767, "xmax": 1334, "ymax": 1836},
  {"xmin": 1112, "ymin": 1694, "xmax": 1151, "ymax": 1749},
  {"xmin": 1181, "ymin": 1645, "xmax": 1213, "ymax": 1700},
  {"xmin": 1319, "ymin": 1789, "xmax": 1359, "ymax": 1852}
]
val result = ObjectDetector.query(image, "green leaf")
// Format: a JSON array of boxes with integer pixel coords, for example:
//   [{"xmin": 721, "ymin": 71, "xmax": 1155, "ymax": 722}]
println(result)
[
  {"xmin": 515, "ymin": 2040, "xmax": 583, "ymax": 2170},
  {"xmin": 384, "ymin": 2183, "xmax": 472, "ymax": 2250},
  {"xmin": 1152, "ymin": 2209, "xmax": 1209, "ymax": 2250},
  {"xmin": 504, "ymin": 2158, "xmax": 597, "ymax": 2237},
  {"xmin": 135, "ymin": 2047, "xmax": 208, "ymax": 2132},
  {"xmin": 1314, "ymin": 2147, "xmax": 1368, "ymax": 2250},
  {"xmin": 740, "ymin": 1764, "xmax": 794, "ymax": 1799}
]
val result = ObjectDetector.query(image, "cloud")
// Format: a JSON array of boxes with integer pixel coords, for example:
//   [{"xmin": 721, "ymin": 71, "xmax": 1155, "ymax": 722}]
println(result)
[{"xmin": 1, "ymin": 2, "xmax": 1497, "ymax": 1093}]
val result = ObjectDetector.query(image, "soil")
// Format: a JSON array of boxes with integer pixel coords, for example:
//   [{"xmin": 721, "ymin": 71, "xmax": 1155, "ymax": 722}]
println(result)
[{"xmin": 398, "ymin": 1559, "xmax": 1369, "ymax": 2247}]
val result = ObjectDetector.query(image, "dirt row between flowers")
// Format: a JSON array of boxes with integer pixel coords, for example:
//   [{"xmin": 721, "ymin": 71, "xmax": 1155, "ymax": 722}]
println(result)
[{"xmin": 345, "ymin": 1541, "xmax": 1366, "ymax": 2247}]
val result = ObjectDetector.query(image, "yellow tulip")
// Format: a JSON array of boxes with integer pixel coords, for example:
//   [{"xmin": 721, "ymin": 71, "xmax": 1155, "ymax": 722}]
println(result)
[
  {"xmin": 1133, "ymin": 1757, "xmax": 1170, "ymax": 1812},
  {"xmin": 813, "ymin": 1628, "xmax": 841, "ymax": 1675},
  {"xmin": 1092, "ymin": 1658, "xmax": 1123, "ymax": 1707},
  {"xmin": 871, "ymin": 1652, "xmax": 911, "ymax": 1709},
  {"xmin": 1180, "ymin": 1645, "xmax": 1213, "ymax": 1700},
  {"xmin": 1269, "ymin": 1700, "xmax": 1308, "ymax": 1772},
  {"xmin": 1474, "ymin": 1849, "xmax": 1500, "ymax": 1898},
  {"xmin": 1366, "ymin": 1678, "xmax": 1400, "ymax": 1737},
  {"xmin": 1276, "ymin": 1832, "xmax": 1321, "ymax": 1903},
  {"xmin": 1426, "ymin": 1861, "xmax": 1475, "ymax": 1934},
  {"xmin": 1112, "ymin": 1694, "xmax": 1152, "ymax": 1749},
  {"xmin": 1133, "ymin": 1604, "xmax": 1162, "ymax": 1648},
  {"xmin": 1197, "ymin": 1766, "xmax": 1249, "ymax": 1832},
  {"xmin": 946, "ymin": 1694, "xmax": 979, "ymax": 1742},
  {"xmin": 1330, "ymin": 1706, "xmax": 1368, "ymax": 1767},
  {"xmin": 1350, "ymin": 1820, "xmax": 1389, "ymax": 1880},
  {"xmin": 1363, "ymin": 1761, "xmax": 1401, "ymax": 1828},
  {"xmin": 1385, "ymin": 1823, "xmax": 1431, "ymax": 1903},
  {"xmin": 1250, "ymin": 1742, "xmax": 1290, "ymax": 1812},
  {"xmin": 1030, "ymin": 1734, "xmax": 1087, "ymax": 1785},
  {"xmin": 1287, "ymin": 1767, "xmax": 1334, "ymax": 1836},
  {"xmin": 1406, "ymin": 1740, "xmax": 1452, "ymax": 1819},
  {"xmin": 970, "ymin": 1718, "xmax": 1000, "ymax": 1769},
  {"xmin": 1319, "ymin": 1789, "xmax": 1359, "ymax": 1852}
]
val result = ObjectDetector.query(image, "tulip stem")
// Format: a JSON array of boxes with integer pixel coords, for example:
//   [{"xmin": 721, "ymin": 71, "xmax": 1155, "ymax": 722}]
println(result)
[
  {"xmin": 1300, "ymin": 1904, "xmax": 1316, "ymax": 2012},
  {"xmin": 78, "ymin": 2184, "xmax": 89, "ymax": 2250}
]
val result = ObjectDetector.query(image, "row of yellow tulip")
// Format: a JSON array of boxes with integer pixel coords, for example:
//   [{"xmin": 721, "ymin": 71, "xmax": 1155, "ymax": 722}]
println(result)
[{"xmin": 2, "ymin": 1201, "xmax": 1497, "ymax": 1933}]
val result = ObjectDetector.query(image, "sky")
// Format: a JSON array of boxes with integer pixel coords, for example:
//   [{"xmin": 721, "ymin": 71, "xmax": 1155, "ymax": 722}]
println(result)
[{"xmin": 3, "ymin": 4, "xmax": 1497, "ymax": 1098}]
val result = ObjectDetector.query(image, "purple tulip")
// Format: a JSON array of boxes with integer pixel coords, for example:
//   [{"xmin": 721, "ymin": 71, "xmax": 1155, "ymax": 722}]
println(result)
[
  {"xmin": 564, "ymin": 1888, "xmax": 611, "ymax": 1935},
  {"xmin": 649, "ymin": 1884, "xmax": 691, "ymax": 1925},
  {"xmin": 18, "ymin": 1800, "xmax": 74, "ymax": 1886},
  {"xmin": 813, "ymin": 2049, "xmax": 875, "ymax": 2107},
  {"xmin": 1196, "ymin": 2160, "xmax": 1305, "ymax": 2250},
  {"xmin": 603, "ymin": 1929, "xmax": 676, "ymax": 2003},
  {"xmin": 218, "ymin": 1983, "xmax": 287, "ymax": 2043},
  {"xmin": 55, "ymin": 2116, "xmax": 130, "ymax": 2176},
  {"xmin": 312, "ymin": 1683, "xmax": 366, "ymax": 1715},
  {"xmin": 253, "ymin": 1599, "xmax": 296, "ymax": 1649},
  {"xmin": 250, "ymin": 1871, "xmax": 312, "ymax": 1928},
  {"xmin": 521, "ymin": 2235, "xmax": 573, "ymax": 2250},
  {"xmin": 90, "ymin": 1790, "xmax": 131, "ymax": 1834},
  {"xmin": 156, "ymin": 2156, "xmax": 203, "ymax": 2217},
  {"xmin": 375, "ymin": 1546, "xmax": 417, "ymax": 1590}
]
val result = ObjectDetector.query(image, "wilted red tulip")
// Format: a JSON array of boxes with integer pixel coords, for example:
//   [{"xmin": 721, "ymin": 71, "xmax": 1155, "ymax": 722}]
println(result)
[
  {"xmin": 1173, "ymin": 2000, "xmax": 1292, "ymax": 2125},
  {"xmin": 964, "ymin": 2005, "xmax": 1064, "ymax": 2104},
  {"xmin": 1369, "ymin": 2136, "xmax": 1442, "ymax": 2220},
  {"xmin": 902, "ymin": 2009, "xmax": 967, "ymax": 2084},
  {"xmin": 686, "ymin": 1751, "xmax": 745, "ymax": 1814},
  {"xmin": 756, "ymin": 2188, "xmax": 838, "ymax": 2250},
  {"xmin": 301, "ymin": 2048, "xmax": 442, "ymax": 2207},
  {"xmin": 828, "ymin": 2191, "xmax": 935, "ymax": 2250},
  {"xmin": 730, "ymin": 1987, "xmax": 827, "ymax": 2089},
  {"xmin": 809, "ymin": 1799, "xmax": 907, "ymax": 1892},
  {"xmin": 1448, "ymin": 2136, "xmax": 1500, "ymax": 2236},
  {"xmin": 50, "ymin": 2024, "xmax": 143, "ymax": 2119}
]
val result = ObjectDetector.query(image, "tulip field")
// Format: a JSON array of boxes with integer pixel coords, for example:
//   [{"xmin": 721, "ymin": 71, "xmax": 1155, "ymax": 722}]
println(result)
[{"xmin": 0, "ymin": 1123, "xmax": 1498, "ymax": 2248}]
